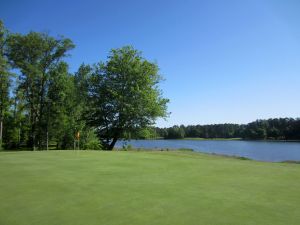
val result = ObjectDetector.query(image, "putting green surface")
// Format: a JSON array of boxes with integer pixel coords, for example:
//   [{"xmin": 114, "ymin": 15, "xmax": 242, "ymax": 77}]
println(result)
[{"xmin": 0, "ymin": 150, "xmax": 299, "ymax": 225}]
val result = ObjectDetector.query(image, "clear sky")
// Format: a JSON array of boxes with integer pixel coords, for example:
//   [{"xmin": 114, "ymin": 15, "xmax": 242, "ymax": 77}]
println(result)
[{"xmin": 1, "ymin": 0, "xmax": 300, "ymax": 127}]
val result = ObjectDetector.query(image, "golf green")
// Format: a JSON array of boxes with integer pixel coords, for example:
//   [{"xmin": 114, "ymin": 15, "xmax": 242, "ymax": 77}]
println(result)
[{"xmin": 0, "ymin": 150, "xmax": 299, "ymax": 225}]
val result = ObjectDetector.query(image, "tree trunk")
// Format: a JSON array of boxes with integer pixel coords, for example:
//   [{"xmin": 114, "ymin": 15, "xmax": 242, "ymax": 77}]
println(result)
[
  {"xmin": 0, "ymin": 119, "xmax": 3, "ymax": 150},
  {"xmin": 46, "ymin": 131, "xmax": 49, "ymax": 151},
  {"xmin": 108, "ymin": 136, "xmax": 118, "ymax": 150},
  {"xmin": 31, "ymin": 122, "xmax": 36, "ymax": 151}
]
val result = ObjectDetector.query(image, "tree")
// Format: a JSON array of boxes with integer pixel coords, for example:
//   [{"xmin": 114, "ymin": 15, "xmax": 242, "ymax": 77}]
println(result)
[
  {"xmin": 72, "ymin": 64, "xmax": 94, "ymax": 146},
  {"xmin": 47, "ymin": 63, "xmax": 94, "ymax": 150},
  {"xmin": 0, "ymin": 21, "xmax": 11, "ymax": 150},
  {"xmin": 3, "ymin": 82, "xmax": 28, "ymax": 149},
  {"xmin": 7, "ymin": 32, "xmax": 74, "ymax": 150},
  {"xmin": 74, "ymin": 64, "xmax": 92, "ymax": 107},
  {"xmin": 46, "ymin": 62, "xmax": 75, "ymax": 149},
  {"xmin": 166, "ymin": 126, "xmax": 185, "ymax": 139},
  {"xmin": 88, "ymin": 46, "xmax": 169, "ymax": 150}
]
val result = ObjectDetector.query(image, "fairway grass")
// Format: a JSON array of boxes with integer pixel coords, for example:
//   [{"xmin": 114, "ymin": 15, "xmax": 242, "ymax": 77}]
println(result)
[{"xmin": 0, "ymin": 151, "xmax": 299, "ymax": 225}]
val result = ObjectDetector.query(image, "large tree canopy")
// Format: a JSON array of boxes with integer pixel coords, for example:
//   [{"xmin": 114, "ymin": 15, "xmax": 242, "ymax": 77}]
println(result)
[{"xmin": 88, "ymin": 46, "xmax": 169, "ymax": 150}]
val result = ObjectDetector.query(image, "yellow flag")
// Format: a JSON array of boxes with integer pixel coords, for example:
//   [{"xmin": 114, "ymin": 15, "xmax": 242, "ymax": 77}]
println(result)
[{"xmin": 75, "ymin": 131, "xmax": 80, "ymax": 140}]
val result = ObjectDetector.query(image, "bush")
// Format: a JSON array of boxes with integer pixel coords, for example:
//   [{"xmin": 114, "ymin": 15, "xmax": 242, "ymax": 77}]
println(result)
[{"xmin": 82, "ymin": 129, "xmax": 102, "ymax": 150}]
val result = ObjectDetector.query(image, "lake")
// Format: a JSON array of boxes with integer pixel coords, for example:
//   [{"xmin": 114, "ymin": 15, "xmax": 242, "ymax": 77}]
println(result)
[{"xmin": 116, "ymin": 139, "xmax": 300, "ymax": 162}]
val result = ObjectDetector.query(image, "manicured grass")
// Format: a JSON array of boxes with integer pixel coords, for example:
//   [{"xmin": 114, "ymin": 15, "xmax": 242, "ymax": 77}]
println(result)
[{"xmin": 0, "ymin": 150, "xmax": 299, "ymax": 225}]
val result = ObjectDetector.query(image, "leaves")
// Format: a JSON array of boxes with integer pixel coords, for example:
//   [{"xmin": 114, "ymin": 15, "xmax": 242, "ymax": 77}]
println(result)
[
  {"xmin": 1, "ymin": 21, "xmax": 169, "ymax": 150},
  {"xmin": 88, "ymin": 46, "xmax": 169, "ymax": 149},
  {"xmin": 6, "ymin": 31, "xmax": 75, "ymax": 149}
]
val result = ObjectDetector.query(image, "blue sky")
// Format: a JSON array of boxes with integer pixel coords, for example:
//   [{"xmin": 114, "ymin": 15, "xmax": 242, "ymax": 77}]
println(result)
[{"xmin": 1, "ymin": 0, "xmax": 300, "ymax": 127}]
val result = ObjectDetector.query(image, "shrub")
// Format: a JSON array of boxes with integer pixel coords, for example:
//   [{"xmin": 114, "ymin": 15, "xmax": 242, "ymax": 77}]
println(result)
[{"xmin": 82, "ymin": 129, "xmax": 102, "ymax": 150}]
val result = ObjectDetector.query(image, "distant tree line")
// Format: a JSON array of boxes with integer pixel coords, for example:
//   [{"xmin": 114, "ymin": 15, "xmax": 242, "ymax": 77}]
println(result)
[
  {"xmin": 129, "ymin": 118, "xmax": 300, "ymax": 140},
  {"xmin": 0, "ymin": 21, "xmax": 168, "ymax": 150}
]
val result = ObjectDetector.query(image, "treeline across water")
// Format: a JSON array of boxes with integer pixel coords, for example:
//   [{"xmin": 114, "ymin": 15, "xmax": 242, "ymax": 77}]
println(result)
[{"xmin": 128, "ymin": 118, "xmax": 300, "ymax": 140}]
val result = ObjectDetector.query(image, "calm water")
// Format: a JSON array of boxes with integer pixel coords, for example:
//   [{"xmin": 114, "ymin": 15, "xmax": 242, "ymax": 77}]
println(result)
[{"xmin": 116, "ymin": 139, "xmax": 300, "ymax": 162}]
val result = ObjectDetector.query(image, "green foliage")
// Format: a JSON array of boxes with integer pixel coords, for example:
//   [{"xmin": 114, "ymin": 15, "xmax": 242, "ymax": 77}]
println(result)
[
  {"xmin": 81, "ymin": 129, "xmax": 102, "ymax": 150},
  {"xmin": 156, "ymin": 118, "xmax": 300, "ymax": 140},
  {"xmin": 46, "ymin": 62, "xmax": 79, "ymax": 149},
  {"xmin": 88, "ymin": 46, "xmax": 169, "ymax": 150},
  {"xmin": 136, "ymin": 129, "xmax": 151, "ymax": 139},
  {"xmin": 178, "ymin": 148, "xmax": 193, "ymax": 151},
  {"xmin": 1, "ymin": 23, "xmax": 169, "ymax": 151},
  {"xmin": 6, "ymin": 31, "xmax": 74, "ymax": 150},
  {"xmin": 4, "ymin": 23, "xmax": 298, "ymax": 151},
  {"xmin": 123, "ymin": 127, "xmax": 158, "ymax": 139},
  {"xmin": 165, "ymin": 125, "xmax": 185, "ymax": 139},
  {"xmin": 0, "ymin": 21, "xmax": 12, "ymax": 150}
]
